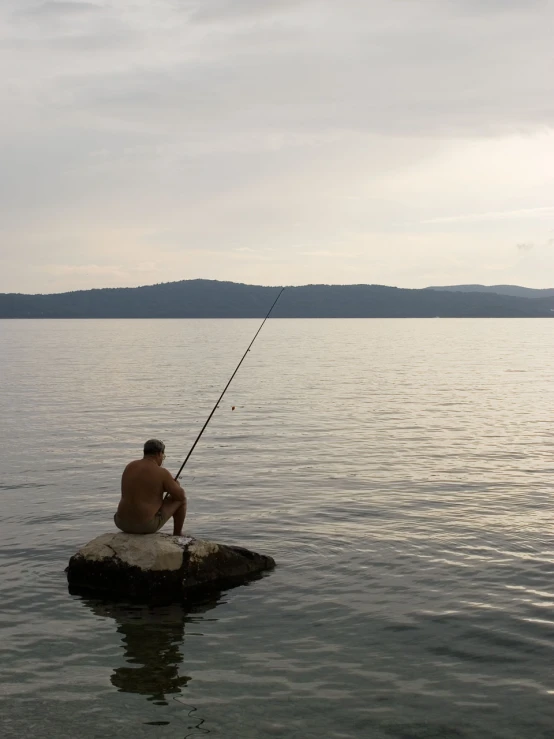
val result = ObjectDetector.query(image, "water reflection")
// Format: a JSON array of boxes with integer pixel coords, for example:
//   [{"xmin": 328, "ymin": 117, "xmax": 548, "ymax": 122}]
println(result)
[{"xmin": 80, "ymin": 596, "xmax": 220, "ymax": 705}]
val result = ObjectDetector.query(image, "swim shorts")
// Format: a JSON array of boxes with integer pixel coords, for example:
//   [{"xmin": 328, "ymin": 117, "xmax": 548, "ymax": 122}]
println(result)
[{"xmin": 113, "ymin": 510, "xmax": 168, "ymax": 535}]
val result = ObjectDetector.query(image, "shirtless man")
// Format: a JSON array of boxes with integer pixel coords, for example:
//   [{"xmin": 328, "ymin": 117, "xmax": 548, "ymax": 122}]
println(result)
[{"xmin": 114, "ymin": 439, "xmax": 186, "ymax": 536}]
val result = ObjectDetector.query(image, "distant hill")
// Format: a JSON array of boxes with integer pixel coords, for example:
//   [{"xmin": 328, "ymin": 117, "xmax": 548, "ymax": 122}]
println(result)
[
  {"xmin": 425, "ymin": 284, "xmax": 554, "ymax": 299},
  {"xmin": 1, "ymin": 279, "xmax": 554, "ymax": 318}
]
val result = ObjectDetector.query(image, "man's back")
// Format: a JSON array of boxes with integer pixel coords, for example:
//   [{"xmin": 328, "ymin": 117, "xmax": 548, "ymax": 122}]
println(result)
[
  {"xmin": 118, "ymin": 458, "xmax": 165, "ymax": 524},
  {"xmin": 115, "ymin": 439, "xmax": 187, "ymax": 536}
]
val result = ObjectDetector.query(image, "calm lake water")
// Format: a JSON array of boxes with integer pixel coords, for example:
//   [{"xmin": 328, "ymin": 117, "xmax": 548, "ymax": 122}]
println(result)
[{"xmin": 1, "ymin": 318, "xmax": 553, "ymax": 739}]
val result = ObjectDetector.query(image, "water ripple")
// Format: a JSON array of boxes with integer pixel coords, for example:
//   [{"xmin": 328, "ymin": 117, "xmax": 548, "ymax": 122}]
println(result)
[{"xmin": 1, "ymin": 318, "xmax": 554, "ymax": 739}]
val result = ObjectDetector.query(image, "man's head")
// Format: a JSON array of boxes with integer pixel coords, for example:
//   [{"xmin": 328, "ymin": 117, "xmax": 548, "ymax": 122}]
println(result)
[{"xmin": 143, "ymin": 438, "xmax": 166, "ymax": 464}]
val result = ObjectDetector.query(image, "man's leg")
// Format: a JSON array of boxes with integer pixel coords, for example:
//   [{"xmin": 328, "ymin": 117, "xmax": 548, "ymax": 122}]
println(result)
[
  {"xmin": 158, "ymin": 497, "xmax": 187, "ymax": 536},
  {"xmin": 172, "ymin": 497, "xmax": 186, "ymax": 536}
]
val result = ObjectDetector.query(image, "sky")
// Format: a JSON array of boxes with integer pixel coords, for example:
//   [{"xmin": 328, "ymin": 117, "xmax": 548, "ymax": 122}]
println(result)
[{"xmin": 1, "ymin": 0, "xmax": 554, "ymax": 294}]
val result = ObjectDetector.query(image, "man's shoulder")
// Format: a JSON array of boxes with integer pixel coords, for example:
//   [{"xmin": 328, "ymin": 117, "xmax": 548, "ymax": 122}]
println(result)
[
  {"xmin": 123, "ymin": 459, "xmax": 160, "ymax": 477},
  {"xmin": 123, "ymin": 459, "xmax": 143, "ymax": 471}
]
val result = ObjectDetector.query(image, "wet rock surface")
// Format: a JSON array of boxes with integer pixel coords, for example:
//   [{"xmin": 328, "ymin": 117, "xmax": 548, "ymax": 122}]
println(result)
[{"xmin": 66, "ymin": 532, "xmax": 276, "ymax": 602}]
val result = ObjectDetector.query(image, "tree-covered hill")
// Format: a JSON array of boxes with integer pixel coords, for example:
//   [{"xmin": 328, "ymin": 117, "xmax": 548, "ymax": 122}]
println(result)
[
  {"xmin": 425, "ymin": 284, "xmax": 554, "ymax": 299},
  {"xmin": 1, "ymin": 279, "xmax": 554, "ymax": 318}
]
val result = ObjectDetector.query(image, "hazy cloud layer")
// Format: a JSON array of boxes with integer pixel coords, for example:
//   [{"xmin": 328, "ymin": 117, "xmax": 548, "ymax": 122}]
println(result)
[{"xmin": 1, "ymin": 0, "xmax": 554, "ymax": 292}]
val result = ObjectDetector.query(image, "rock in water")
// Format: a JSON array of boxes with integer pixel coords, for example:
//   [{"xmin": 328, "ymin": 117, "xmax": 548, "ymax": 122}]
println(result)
[{"xmin": 66, "ymin": 532, "xmax": 275, "ymax": 602}]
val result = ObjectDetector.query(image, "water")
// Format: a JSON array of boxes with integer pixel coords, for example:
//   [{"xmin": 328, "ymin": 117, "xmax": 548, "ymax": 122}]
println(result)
[{"xmin": 1, "ymin": 318, "xmax": 553, "ymax": 739}]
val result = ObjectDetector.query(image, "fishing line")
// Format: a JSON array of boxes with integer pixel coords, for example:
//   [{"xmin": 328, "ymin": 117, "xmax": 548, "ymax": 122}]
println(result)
[{"xmin": 174, "ymin": 287, "xmax": 285, "ymax": 481}]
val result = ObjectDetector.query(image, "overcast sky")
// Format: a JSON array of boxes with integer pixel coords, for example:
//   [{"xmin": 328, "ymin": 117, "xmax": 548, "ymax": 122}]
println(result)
[{"xmin": 1, "ymin": 0, "xmax": 554, "ymax": 294}]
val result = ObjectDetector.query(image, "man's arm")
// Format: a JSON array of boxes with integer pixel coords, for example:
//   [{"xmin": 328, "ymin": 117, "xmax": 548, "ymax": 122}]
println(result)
[{"xmin": 162, "ymin": 469, "xmax": 186, "ymax": 501}]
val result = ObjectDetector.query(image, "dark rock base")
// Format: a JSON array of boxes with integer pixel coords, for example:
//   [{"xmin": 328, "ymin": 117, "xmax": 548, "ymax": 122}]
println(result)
[{"xmin": 66, "ymin": 533, "xmax": 276, "ymax": 603}]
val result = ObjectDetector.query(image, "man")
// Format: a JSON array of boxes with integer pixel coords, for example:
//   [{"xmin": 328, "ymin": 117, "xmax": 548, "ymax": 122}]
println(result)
[{"xmin": 115, "ymin": 439, "xmax": 186, "ymax": 536}]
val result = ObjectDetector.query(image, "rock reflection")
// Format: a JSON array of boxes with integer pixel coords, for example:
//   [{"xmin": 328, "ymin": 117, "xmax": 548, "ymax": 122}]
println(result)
[{"xmin": 80, "ymin": 596, "xmax": 220, "ymax": 705}]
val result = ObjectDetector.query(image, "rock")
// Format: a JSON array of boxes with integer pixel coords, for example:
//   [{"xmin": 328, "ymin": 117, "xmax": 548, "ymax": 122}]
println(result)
[{"xmin": 66, "ymin": 532, "xmax": 276, "ymax": 602}]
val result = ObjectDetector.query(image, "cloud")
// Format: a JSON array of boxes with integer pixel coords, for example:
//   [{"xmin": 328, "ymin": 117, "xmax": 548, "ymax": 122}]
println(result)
[
  {"xmin": 2, "ymin": 0, "xmax": 554, "ymax": 292},
  {"xmin": 44, "ymin": 261, "xmax": 161, "ymax": 278},
  {"xmin": 21, "ymin": 2, "xmax": 102, "ymax": 16},
  {"xmin": 299, "ymin": 250, "xmax": 363, "ymax": 258},
  {"xmin": 45, "ymin": 264, "xmax": 122, "ymax": 276},
  {"xmin": 187, "ymin": 0, "xmax": 315, "ymax": 23},
  {"xmin": 5, "ymin": 0, "xmax": 554, "ymax": 138},
  {"xmin": 516, "ymin": 242, "xmax": 534, "ymax": 252},
  {"xmin": 423, "ymin": 207, "xmax": 554, "ymax": 225}
]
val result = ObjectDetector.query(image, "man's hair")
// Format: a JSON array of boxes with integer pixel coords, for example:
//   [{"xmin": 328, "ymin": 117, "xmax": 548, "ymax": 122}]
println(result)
[{"xmin": 143, "ymin": 438, "xmax": 165, "ymax": 456}]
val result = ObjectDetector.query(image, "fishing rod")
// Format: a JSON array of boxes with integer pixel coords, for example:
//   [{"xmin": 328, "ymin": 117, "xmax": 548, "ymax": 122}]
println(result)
[{"xmin": 174, "ymin": 287, "xmax": 285, "ymax": 481}]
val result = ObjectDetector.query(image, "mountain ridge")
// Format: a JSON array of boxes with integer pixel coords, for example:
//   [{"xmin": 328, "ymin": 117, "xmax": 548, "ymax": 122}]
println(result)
[
  {"xmin": 1, "ymin": 279, "xmax": 553, "ymax": 318},
  {"xmin": 425, "ymin": 284, "xmax": 554, "ymax": 298}
]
